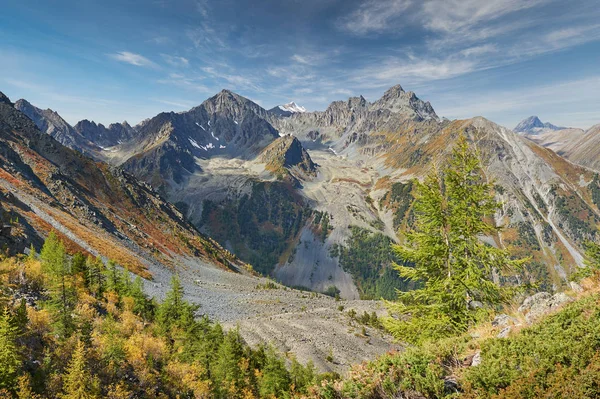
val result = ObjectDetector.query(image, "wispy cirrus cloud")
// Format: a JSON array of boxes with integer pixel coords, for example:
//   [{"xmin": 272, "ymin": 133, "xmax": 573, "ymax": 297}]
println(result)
[
  {"xmin": 161, "ymin": 54, "xmax": 190, "ymax": 68},
  {"xmin": 109, "ymin": 51, "xmax": 158, "ymax": 68},
  {"xmin": 337, "ymin": 0, "xmax": 412, "ymax": 35}
]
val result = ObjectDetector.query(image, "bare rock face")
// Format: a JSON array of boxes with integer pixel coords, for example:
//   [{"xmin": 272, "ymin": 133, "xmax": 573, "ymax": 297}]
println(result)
[
  {"xmin": 14, "ymin": 98, "xmax": 94, "ymax": 152},
  {"xmin": 0, "ymin": 92, "xmax": 13, "ymax": 106},
  {"xmin": 259, "ymin": 135, "xmax": 317, "ymax": 182},
  {"xmin": 518, "ymin": 292, "xmax": 574, "ymax": 324},
  {"xmin": 74, "ymin": 119, "xmax": 137, "ymax": 148}
]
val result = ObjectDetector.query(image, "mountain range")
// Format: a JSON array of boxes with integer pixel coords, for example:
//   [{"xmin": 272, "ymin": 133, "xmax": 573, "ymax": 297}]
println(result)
[{"xmin": 5, "ymin": 85, "xmax": 600, "ymax": 302}]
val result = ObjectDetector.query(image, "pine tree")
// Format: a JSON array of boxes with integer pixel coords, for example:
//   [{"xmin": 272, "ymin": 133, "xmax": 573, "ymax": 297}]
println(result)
[
  {"xmin": 157, "ymin": 274, "xmax": 198, "ymax": 334},
  {"xmin": 385, "ymin": 134, "xmax": 525, "ymax": 343},
  {"xmin": 0, "ymin": 308, "xmax": 20, "ymax": 391},
  {"xmin": 13, "ymin": 298, "xmax": 28, "ymax": 335},
  {"xmin": 212, "ymin": 329, "xmax": 246, "ymax": 398},
  {"xmin": 61, "ymin": 340, "xmax": 99, "ymax": 399},
  {"xmin": 259, "ymin": 346, "xmax": 291, "ymax": 398},
  {"xmin": 86, "ymin": 256, "xmax": 105, "ymax": 298},
  {"xmin": 105, "ymin": 260, "xmax": 122, "ymax": 294},
  {"xmin": 40, "ymin": 233, "xmax": 75, "ymax": 337},
  {"xmin": 70, "ymin": 253, "xmax": 88, "ymax": 286},
  {"xmin": 16, "ymin": 374, "xmax": 40, "ymax": 399}
]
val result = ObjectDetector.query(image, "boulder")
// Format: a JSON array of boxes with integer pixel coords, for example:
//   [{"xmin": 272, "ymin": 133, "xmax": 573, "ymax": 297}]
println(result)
[{"xmin": 518, "ymin": 292, "xmax": 573, "ymax": 324}]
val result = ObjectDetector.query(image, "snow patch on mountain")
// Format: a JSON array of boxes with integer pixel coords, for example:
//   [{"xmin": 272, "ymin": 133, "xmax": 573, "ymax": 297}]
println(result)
[{"xmin": 278, "ymin": 102, "xmax": 307, "ymax": 114}]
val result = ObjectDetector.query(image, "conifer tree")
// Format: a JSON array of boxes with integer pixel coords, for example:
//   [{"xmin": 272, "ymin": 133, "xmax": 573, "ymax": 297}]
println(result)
[
  {"xmin": 0, "ymin": 308, "xmax": 20, "ymax": 391},
  {"xmin": 86, "ymin": 256, "xmax": 105, "ymax": 298},
  {"xmin": 385, "ymin": 134, "xmax": 524, "ymax": 343},
  {"xmin": 157, "ymin": 274, "xmax": 197, "ymax": 334},
  {"xmin": 70, "ymin": 253, "xmax": 87, "ymax": 286},
  {"xmin": 13, "ymin": 298, "xmax": 28, "ymax": 335},
  {"xmin": 40, "ymin": 233, "xmax": 76, "ymax": 337},
  {"xmin": 61, "ymin": 340, "xmax": 99, "ymax": 399},
  {"xmin": 212, "ymin": 329, "xmax": 246, "ymax": 398},
  {"xmin": 259, "ymin": 346, "xmax": 291, "ymax": 398},
  {"xmin": 105, "ymin": 260, "xmax": 122, "ymax": 294}
]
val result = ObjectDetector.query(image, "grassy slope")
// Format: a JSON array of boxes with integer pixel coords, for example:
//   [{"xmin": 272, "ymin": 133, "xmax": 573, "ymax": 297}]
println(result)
[{"xmin": 308, "ymin": 278, "xmax": 600, "ymax": 399}]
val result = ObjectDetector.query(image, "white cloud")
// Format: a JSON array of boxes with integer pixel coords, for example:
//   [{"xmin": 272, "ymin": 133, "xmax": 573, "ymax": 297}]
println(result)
[
  {"xmin": 110, "ymin": 51, "xmax": 158, "ymax": 68},
  {"xmin": 352, "ymin": 57, "xmax": 477, "ymax": 87},
  {"xmin": 422, "ymin": 0, "xmax": 544, "ymax": 34},
  {"xmin": 161, "ymin": 54, "xmax": 190, "ymax": 67},
  {"xmin": 152, "ymin": 98, "xmax": 195, "ymax": 109},
  {"xmin": 337, "ymin": 0, "xmax": 412, "ymax": 35},
  {"xmin": 460, "ymin": 44, "xmax": 497, "ymax": 57}
]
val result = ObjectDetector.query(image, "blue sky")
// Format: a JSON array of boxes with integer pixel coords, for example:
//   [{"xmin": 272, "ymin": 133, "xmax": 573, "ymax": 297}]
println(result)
[{"xmin": 1, "ymin": 0, "xmax": 599, "ymax": 129}]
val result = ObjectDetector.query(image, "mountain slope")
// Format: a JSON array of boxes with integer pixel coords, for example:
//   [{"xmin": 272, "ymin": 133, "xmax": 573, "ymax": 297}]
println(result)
[
  {"xmin": 259, "ymin": 134, "xmax": 317, "ymax": 184},
  {"xmin": 0, "ymin": 91, "xmax": 243, "ymax": 276},
  {"xmin": 525, "ymin": 123, "xmax": 600, "ymax": 172},
  {"xmin": 74, "ymin": 119, "xmax": 137, "ymax": 148}
]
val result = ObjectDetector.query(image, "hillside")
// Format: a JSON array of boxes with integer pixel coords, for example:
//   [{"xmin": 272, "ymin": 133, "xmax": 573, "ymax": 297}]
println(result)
[{"xmin": 525, "ymin": 123, "xmax": 600, "ymax": 172}]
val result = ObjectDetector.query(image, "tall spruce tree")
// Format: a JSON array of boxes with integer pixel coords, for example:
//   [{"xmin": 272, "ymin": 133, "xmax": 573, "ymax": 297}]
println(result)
[{"xmin": 385, "ymin": 134, "xmax": 524, "ymax": 343}]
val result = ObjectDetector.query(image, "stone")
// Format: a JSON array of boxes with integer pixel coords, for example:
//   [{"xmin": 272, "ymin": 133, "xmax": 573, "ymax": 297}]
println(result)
[
  {"xmin": 471, "ymin": 351, "xmax": 482, "ymax": 367},
  {"xmin": 497, "ymin": 326, "xmax": 511, "ymax": 338},
  {"xmin": 569, "ymin": 281, "xmax": 584, "ymax": 293},
  {"xmin": 519, "ymin": 292, "xmax": 574, "ymax": 324}
]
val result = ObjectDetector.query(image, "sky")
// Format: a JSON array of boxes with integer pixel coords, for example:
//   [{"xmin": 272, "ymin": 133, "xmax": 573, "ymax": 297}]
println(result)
[{"xmin": 1, "ymin": 0, "xmax": 599, "ymax": 129}]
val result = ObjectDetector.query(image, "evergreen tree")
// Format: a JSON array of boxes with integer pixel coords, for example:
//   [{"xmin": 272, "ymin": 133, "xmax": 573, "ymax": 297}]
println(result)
[
  {"xmin": 40, "ymin": 233, "xmax": 76, "ymax": 337},
  {"xmin": 385, "ymin": 134, "xmax": 525, "ymax": 343},
  {"xmin": 259, "ymin": 346, "xmax": 291, "ymax": 398},
  {"xmin": 13, "ymin": 298, "xmax": 28, "ymax": 335},
  {"xmin": 86, "ymin": 256, "xmax": 105, "ymax": 298},
  {"xmin": 157, "ymin": 275, "xmax": 198, "ymax": 334},
  {"xmin": 27, "ymin": 244, "xmax": 36, "ymax": 262},
  {"xmin": 16, "ymin": 374, "xmax": 40, "ymax": 399},
  {"xmin": 70, "ymin": 253, "xmax": 88, "ymax": 286},
  {"xmin": 212, "ymin": 329, "xmax": 246, "ymax": 398},
  {"xmin": 0, "ymin": 308, "xmax": 20, "ymax": 391},
  {"xmin": 61, "ymin": 340, "xmax": 99, "ymax": 399},
  {"xmin": 104, "ymin": 260, "xmax": 122, "ymax": 294}
]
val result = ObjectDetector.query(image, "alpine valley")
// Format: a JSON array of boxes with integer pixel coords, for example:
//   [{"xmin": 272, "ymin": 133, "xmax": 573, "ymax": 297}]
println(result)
[{"xmin": 3, "ymin": 83, "xmax": 600, "ymax": 370}]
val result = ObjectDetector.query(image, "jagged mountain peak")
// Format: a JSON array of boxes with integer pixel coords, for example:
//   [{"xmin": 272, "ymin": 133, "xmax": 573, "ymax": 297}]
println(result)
[
  {"xmin": 373, "ymin": 84, "xmax": 438, "ymax": 121},
  {"xmin": 0, "ymin": 91, "xmax": 12, "ymax": 106},
  {"xmin": 259, "ymin": 134, "xmax": 316, "ymax": 182},
  {"xmin": 383, "ymin": 84, "xmax": 405, "ymax": 95},
  {"xmin": 514, "ymin": 116, "xmax": 565, "ymax": 134}
]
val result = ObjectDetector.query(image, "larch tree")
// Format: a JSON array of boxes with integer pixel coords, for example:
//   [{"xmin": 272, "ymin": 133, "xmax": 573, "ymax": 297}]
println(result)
[
  {"xmin": 40, "ymin": 232, "xmax": 75, "ymax": 337},
  {"xmin": 385, "ymin": 134, "xmax": 525, "ymax": 343},
  {"xmin": 0, "ymin": 308, "xmax": 20, "ymax": 391},
  {"xmin": 61, "ymin": 340, "xmax": 99, "ymax": 399}
]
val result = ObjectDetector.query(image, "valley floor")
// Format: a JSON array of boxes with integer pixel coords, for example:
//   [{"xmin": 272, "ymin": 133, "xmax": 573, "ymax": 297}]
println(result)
[{"xmin": 142, "ymin": 255, "xmax": 397, "ymax": 373}]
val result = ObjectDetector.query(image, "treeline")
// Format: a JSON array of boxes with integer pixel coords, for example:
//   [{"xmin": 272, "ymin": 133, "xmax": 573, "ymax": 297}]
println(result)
[
  {"xmin": 335, "ymin": 226, "xmax": 412, "ymax": 300},
  {"xmin": 0, "ymin": 232, "xmax": 317, "ymax": 398}
]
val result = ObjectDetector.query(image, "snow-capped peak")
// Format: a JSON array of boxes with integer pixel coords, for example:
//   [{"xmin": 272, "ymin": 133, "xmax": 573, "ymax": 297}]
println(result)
[{"xmin": 278, "ymin": 102, "xmax": 307, "ymax": 114}]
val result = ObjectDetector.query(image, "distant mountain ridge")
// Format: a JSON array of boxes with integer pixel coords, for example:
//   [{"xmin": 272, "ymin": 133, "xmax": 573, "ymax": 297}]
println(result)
[
  {"xmin": 514, "ymin": 116, "xmax": 566, "ymax": 134},
  {"xmin": 14, "ymin": 98, "xmax": 95, "ymax": 152}
]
